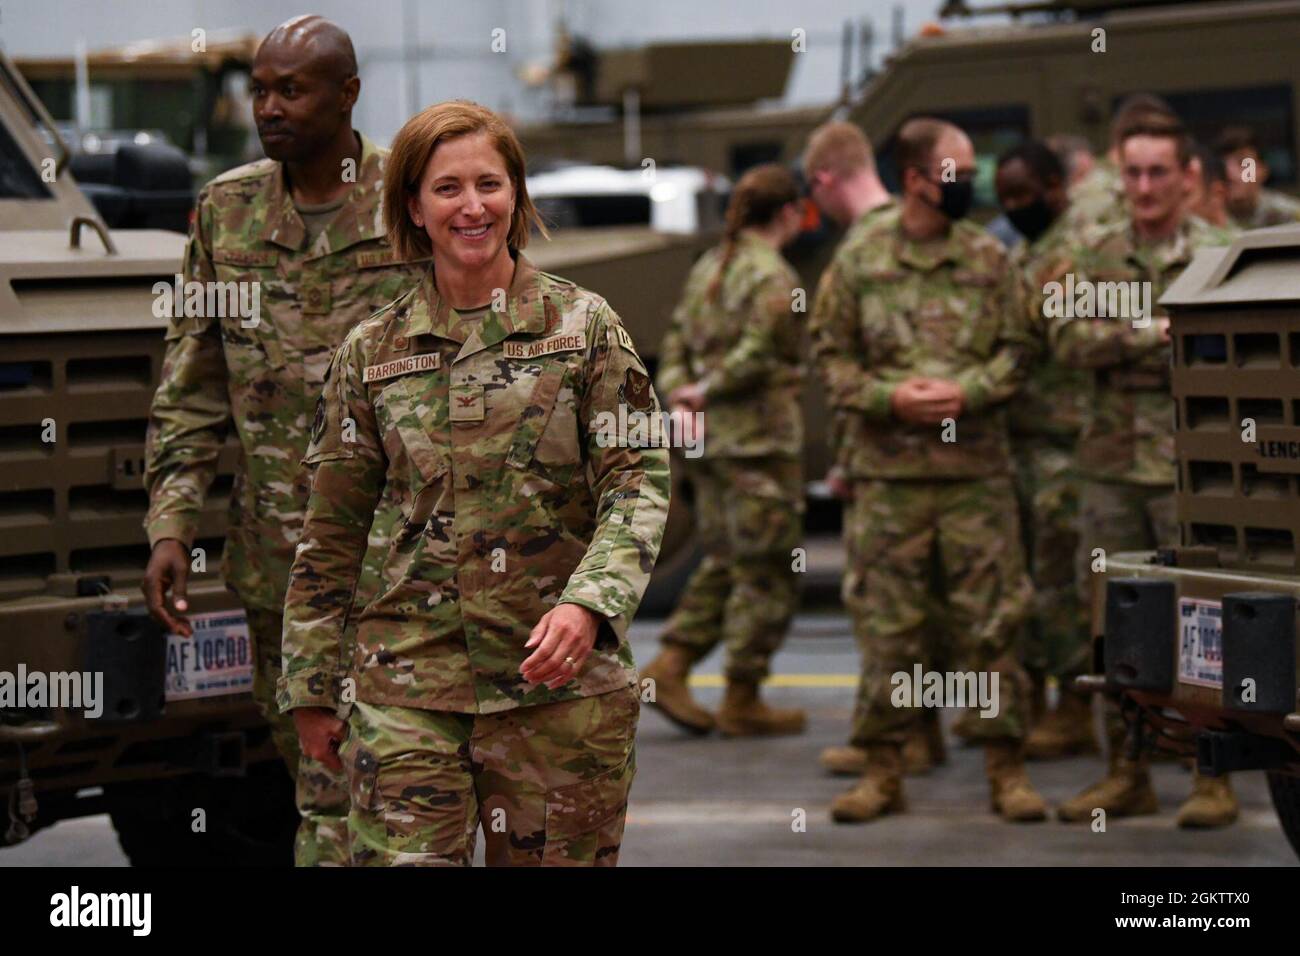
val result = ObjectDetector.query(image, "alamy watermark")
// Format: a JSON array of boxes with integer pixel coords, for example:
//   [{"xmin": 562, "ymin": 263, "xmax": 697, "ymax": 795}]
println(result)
[
  {"xmin": 593, "ymin": 405, "xmax": 704, "ymax": 458},
  {"xmin": 50, "ymin": 886, "xmax": 151, "ymax": 936},
  {"xmin": 152, "ymin": 274, "xmax": 261, "ymax": 328},
  {"xmin": 0, "ymin": 664, "xmax": 103, "ymax": 718},
  {"xmin": 891, "ymin": 664, "xmax": 1000, "ymax": 718},
  {"xmin": 1042, "ymin": 273, "xmax": 1152, "ymax": 328}
]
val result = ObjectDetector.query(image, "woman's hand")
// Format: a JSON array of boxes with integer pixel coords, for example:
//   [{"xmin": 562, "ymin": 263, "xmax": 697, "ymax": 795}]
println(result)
[
  {"xmin": 520, "ymin": 603, "xmax": 602, "ymax": 690},
  {"xmin": 293, "ymin": 707, "xmax": 347, "ymax": 772}
]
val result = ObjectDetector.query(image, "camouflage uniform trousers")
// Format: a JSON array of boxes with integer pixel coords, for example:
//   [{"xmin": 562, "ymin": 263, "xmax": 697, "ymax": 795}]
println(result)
[
  {"xmin": 343, "ymin": 684, "xmax": 640, "ymax": 866},
  {"xmin": 246, "ymin": 607, "xmax": 349, "ymax": 867},
  {"xmin": 659, "ymin": 456, "xmax": 803, "ymax": 682},
  {"xmin": 1013, "ymin": 440, "xmax": 1086, "ymax": 679},
  {"xmin": 1075, "ymin": 479, "xmax": 1178, "ymax": 744},
  {"xmin": 843, "ymin": 476, "xmax": 1034, "ymax": 747}
]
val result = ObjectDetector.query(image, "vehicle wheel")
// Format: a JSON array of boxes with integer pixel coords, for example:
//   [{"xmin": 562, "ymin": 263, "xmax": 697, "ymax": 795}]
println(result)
[
  {"xmin": 1267, "ymin": 770, "xmax": 1300, "ymax": 861},
  {"xmin": 107, "ymin": 760, "xmax": 298, "ymax": 867}
]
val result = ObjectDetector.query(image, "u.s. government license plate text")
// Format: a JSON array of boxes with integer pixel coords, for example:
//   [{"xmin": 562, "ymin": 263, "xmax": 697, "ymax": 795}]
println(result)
[
  {"xmin": 1177, "ymin": 597, "xmax": 1223, "ymax": 689},
  {"xmin": 165, "ymin": 609, "xmax": 254, "ymax": 701}
]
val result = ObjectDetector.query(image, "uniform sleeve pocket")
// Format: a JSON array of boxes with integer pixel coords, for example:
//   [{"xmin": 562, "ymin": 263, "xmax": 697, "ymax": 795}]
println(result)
[{"xmin": 580, "ymin": 496, "xmax": 630, "ymax": 571}]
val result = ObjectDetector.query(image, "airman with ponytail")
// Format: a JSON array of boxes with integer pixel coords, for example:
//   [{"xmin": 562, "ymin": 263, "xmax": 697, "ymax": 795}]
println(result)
[{"xmin": 641, "ymin": 163, "xmax": 809, "ymax": 738}]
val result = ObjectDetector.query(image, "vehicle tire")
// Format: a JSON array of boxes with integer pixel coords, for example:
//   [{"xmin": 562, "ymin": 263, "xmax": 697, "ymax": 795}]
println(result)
[
  {"xmin": 107, "ymin": 760, "xmax": 298, "ymax": 867},
  {"xmin": 1267, "ymin": 770, "xmax": 1300, "ymax": 861}
]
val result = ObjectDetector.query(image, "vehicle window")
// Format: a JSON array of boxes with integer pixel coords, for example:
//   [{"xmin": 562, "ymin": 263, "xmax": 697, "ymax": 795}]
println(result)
[
  {"xmin": 0, "ymin": 118, "xmax": 52, "ymax": 199},
  {"xmin": 535, "ymin": 194, "xmax": 652, "ymax": 229},
  {"xmin": 730, "ymin": 141, "xmax": 784, "ymax": 177},
  {"xmin": 1149, "ymin": 86, "xmax": 1295, "ymax": 186}
]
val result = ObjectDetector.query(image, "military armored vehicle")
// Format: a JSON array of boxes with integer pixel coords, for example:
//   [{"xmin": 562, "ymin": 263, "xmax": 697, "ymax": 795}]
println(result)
[
  {"xmin": 1080, "ymin": 226, "xmax": 1300, "ymax": 858},
  {"xmin": 520, "ymin": 1, "xmax": 1300, "ymax": 204},
  {"xmin": 17, "ymin": 32, "xmax": 260, "ymax": 187},
  {"xmin": 0, "ymin": 45, "xmax": 716, "ymax": 863},
  {"xmin": 0, "ymin": 48, "xmax": 297, "ymax": 865}
]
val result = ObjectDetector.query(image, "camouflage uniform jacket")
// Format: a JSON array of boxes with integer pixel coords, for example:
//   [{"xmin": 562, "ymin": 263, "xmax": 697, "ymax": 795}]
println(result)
[
  {"xmin": 278, "ymin": 254, "xmax": 671, "ymax": 714},
  {"xmin": 810, "ymin": 203, "xmax": 1032, "ymax": 480},
  {"xmin": 1008, "ymin": 211, "xmax": 1090, "ymax": 443},
  {"xmin": 1233, "ymin": 187, "xmax": 1300, "ymax": 229},
  {"xmin": 1047, "ymin": 215, "xmax": 1234, "ymax": 486},
  {"xmin": 144, "ymin": 134, "xmax": 423, "ymax": 612},
  {"xmin": 656, "ymin": 233, "xmax": 803, "ymax": 458},
  {"xmin": 1064, "ymin": 158, "xmax": 1125, "ymax": 233}
]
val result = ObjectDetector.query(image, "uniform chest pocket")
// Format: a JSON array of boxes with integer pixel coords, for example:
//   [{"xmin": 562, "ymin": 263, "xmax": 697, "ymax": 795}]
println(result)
[
  {"xmin": 210, "ymin": 248, "xmax": 285, "ymax": 368},
  {"xmin": 377, "ymin": 371, "xmax": 450, "ymax": 491},
  {"xmin": 951, "ymin": 270, "xmax": 1002, "ymax": 357},
  {"xmin": 858, "ymin": 270, "xmax": 915, "ymax": 362},
  {"xmin": 504, "ymin": 357, "xmax": 581, "ymax": 486}
]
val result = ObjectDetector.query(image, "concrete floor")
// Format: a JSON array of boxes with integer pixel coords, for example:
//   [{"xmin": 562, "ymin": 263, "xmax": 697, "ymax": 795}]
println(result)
[
  {"xmin": 623, "ymin": 613, "xmax": 1296, "ymax": 866},
  {"xmin": 3, "ymin": 610, "xmax": 1296, "ymax": 866}
]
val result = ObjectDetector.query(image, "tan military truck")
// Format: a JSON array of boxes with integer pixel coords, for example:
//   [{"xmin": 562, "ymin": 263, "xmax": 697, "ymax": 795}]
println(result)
[
  {"xmin": 0, "ymin": 48, "xmax": 295, "ymax": 865},
  {"xmin": 1080, "ymin": 226, "xmax": 1300, "ymax": 858},
  {"xmin": 0, "ymin": 48, "xmax": 715, "ymax": 864}
]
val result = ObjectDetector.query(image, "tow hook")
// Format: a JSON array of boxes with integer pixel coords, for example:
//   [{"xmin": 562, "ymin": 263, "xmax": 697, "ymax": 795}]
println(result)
[{"xmin": 4, "ymin": 744, "xmax": 38, "ymax": 845}]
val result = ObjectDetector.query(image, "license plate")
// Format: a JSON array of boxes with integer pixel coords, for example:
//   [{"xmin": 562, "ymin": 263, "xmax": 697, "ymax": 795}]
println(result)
[
  {"xmin": 165, "ymin": 609, "xmax": 254, "ymax": 701},
  {"xmin": 1178, "ymin": 597, "xmax": 1223, "ymax": 689}
]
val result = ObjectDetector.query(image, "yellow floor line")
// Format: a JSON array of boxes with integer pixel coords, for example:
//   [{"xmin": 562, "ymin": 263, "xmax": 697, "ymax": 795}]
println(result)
[{"xmin": 686, "ymin": 674, "xmax": 857, "ymax": 688}]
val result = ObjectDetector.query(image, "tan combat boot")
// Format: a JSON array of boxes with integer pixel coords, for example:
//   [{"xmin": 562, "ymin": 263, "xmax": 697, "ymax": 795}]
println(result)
[
  {"xmin": 830, "ymin": 743, "xmax": 906, "ymax": 823},
  {"xmin": 1056, "ymin": 754, "xmax": 1158, "ymax": 822},
  {"xmin": 822, "ymin": 715, "xmax": 945, "ymax": 776},
  {"xmin": 715, "ymin": 679, "xmax": 806, "ymax": 736},
  {"xmin": 1025, "ymin": 690, "xmax": 1100, "ymax": 760},
  {"xmin": 985, "ymin": 740, "xmax": 1049, "ymax": 822},
  {"xmin": 1176, "ymin": 770, "xmax": 1239, "ymax": 828},
  {"xmin": 820, "ymin": 745, "xmax": 867, "ymax": 776},
  {"xmin": 640, "ymin": 645, "xmax": 714, "ymax": 735}
]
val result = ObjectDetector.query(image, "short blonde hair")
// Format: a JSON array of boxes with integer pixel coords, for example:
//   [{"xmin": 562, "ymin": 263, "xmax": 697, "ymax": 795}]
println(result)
[
  {"xmin": 803, "ymin": 121, "xmax": 875, "ymax": 179},
  {"xmin": 383, "ymin": 100, "xmax": 547, "ymax": 261}
]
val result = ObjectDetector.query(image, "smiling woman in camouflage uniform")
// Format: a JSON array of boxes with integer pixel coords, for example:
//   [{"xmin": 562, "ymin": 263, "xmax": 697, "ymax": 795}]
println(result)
[{"xmin": 278, "ymin": 101, "xmax": 670, "ymax": 867}]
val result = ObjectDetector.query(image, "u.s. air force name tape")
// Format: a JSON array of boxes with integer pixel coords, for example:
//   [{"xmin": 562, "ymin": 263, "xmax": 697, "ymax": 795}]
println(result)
[
  {"xmin": 503, "ymin": 331, "xmax": 586, "ymax": 360},
  {"xmin": 364, "ymin": 352, "xmax": 441, "ymax": 383}
]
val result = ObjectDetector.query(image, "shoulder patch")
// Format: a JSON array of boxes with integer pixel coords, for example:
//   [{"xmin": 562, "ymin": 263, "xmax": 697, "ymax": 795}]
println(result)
[
  {"xmin": 618, "ymin": 367, "xmax": 655, "ymax": 413},
  {"xmin": 613, "ymin": 324, "xmax": 638, "ymax": 354}
]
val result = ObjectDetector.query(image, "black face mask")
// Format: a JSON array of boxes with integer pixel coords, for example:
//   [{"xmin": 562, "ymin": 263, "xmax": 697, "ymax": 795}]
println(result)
[
  {"xmin": 926, "ymin": 176, "xmax": 975, "ymax": 221},
  {"xmin": 1006, "ymin": 197, "xmax": 1055, "ymax": 242}
]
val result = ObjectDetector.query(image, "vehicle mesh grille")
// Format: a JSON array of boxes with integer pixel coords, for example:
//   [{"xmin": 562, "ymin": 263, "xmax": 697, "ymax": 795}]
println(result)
[{"xmin": 0, "ymin": 330, "xmax": 235, "ymax": 598}]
